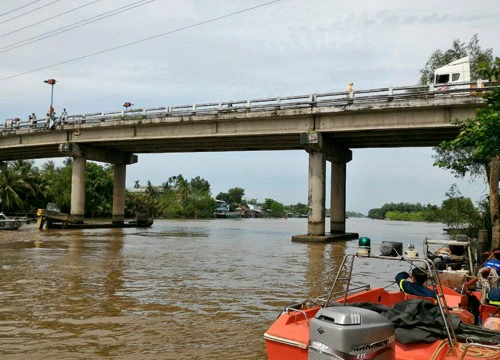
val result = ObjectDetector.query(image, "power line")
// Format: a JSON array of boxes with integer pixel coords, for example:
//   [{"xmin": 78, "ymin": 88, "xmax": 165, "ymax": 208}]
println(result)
[
  {"xmin": 0, "ymin": 0, "xmax": 63, "ymax": 25},
  {"xmin": 0, "ymin": 0, "xmax": 152, "ymax": 52},
  {"xmin": 0, "ymin": 0, "xmax": 280, "ymax": 82},
  {"xmin": 0, "ymin": 0, "xmax": 103, "ymax": 39},
  {"xmin": 0, "ymin": 1, "xmax": 42, "ymax": 18}
]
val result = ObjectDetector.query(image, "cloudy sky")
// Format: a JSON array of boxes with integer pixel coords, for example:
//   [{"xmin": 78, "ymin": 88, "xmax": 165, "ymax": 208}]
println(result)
[{"xmin": 1, "ymin": 0, "xmax": 498, "ymax": 214}]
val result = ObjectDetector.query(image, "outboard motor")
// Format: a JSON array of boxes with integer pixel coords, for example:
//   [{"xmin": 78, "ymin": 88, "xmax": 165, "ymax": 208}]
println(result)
[{"xmin": 309, "ymin": 306, "xmax": 395, "ymax": 360}]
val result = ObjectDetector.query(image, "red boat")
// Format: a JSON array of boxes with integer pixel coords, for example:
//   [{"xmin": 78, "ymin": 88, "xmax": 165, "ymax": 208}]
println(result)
[{"xmin": 264, "ymin": 241, "xmax": 500, "ymax": 360}]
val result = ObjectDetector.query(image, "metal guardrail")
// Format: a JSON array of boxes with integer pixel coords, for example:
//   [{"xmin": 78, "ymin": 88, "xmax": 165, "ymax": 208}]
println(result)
[{"xmin": 1, "ymin": 81, "xmax": 496, "ymax": 136}]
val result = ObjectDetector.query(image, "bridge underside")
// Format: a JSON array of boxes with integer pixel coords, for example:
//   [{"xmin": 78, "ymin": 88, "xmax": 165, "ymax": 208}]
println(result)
[{"xmin": 0, "ymin": 127, "xmax": 461, "ymax": 161}]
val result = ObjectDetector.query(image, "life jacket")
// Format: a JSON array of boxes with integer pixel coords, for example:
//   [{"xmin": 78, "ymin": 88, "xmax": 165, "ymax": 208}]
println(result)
[{"xmin": 486, "ymin": 287, "xmax": 500, "ymax": 306}]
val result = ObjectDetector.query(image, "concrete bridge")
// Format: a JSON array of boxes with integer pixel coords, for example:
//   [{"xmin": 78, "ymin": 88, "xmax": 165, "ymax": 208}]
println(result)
[{"xmin": 0, "ymin": 82, "xmax": 494, "ymax": 241}]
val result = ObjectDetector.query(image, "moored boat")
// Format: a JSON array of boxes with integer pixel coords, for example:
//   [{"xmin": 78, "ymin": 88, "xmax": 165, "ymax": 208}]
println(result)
[
  {"xmin": 264, "ymin": 239, "xmax": 500, "ymax": 360},
  {"xmin": 0, "ymin": 212, "xmax": 24, "ymax": 230}
]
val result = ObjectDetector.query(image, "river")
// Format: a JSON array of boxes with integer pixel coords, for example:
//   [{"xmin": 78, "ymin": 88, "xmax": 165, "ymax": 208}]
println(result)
[{"xmin": 0, "ymin": 218, "xmax": 451, "ymax": 359}]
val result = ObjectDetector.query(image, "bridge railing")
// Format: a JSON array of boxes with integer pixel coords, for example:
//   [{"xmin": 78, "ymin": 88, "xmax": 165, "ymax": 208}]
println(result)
[{"xmin": 1, "ymin": 81, "xmax": 497, "ymax": 136}]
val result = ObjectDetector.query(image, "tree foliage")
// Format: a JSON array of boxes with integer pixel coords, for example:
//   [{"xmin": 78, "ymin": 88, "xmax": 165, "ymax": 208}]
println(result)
[
  {"xmin": 440, "ymin": 184, "xmax": 479, "ymax": 229},
  {"xmin": 367, "ymin": 202, "xmax": 442, "ymax": 222},
  {"xmin": 0, "ymin": 162, "xmax": 35, "ymax": 212},
  {"xmin": 435, "ymin": 88, "xmax": 500, "ymax": 248},
  {"xmin": 216, "ymin": 187, "xmax": 245, "ymax": 206}
]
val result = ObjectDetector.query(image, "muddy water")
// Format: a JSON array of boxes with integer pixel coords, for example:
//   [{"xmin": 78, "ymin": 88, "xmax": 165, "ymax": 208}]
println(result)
[{"xmin": 0, "ymin": 218, "xmax": 448, "ymax": 359}]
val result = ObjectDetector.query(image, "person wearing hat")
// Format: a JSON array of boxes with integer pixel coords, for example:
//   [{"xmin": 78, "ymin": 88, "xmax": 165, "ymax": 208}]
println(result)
[{"xmin": 396, "ymin": 267, "xmax": 436, "ymax": 298}]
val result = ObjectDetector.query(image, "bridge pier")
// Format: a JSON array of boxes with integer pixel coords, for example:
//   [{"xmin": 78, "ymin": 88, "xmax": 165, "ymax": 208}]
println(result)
[
  {"xmin": 292, "ymin": 132, "xmax": 358, "ymax": 243},
  {"xmin": 112, "ymin": 163, "xmax": 126, "ymax": 225},
  {"xmin": 307, "ymin": 150, "xmax": 326, "ymax": 235},
  {"xmin": 60, "ymin": 142, "xmax": 138, "ymax": 225},
  {"xmin": 70, "ymin": 157, "xmax": 86, "ymax": 224},
  {"xmin": 329, "ymin": 147, "xmax": 351, "ymax": 234}
]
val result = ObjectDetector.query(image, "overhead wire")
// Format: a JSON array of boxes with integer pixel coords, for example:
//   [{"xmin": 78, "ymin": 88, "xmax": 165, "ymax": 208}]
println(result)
[
  {"xmin": 0, "ymin": 0, "xmax": 63, "ymax": 25},
  {"xmin": 0, "ymin": 0, "xmax": 103, "ymax": 39},
  {"xmin": 0, "ymin": 0, "xmax": 153, "ymax": 52},
  {"xmin": 0, "ymin": 0, "xmax": 280, "ymax": 82},
  {"xmin": 0, "ymin": 1, "xmax": 42, "ymax": 18}
]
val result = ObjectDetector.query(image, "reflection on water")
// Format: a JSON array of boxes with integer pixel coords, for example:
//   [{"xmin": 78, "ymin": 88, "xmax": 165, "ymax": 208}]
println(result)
[{"xmin": 0, "ymin": 218, "xmax": 449, "ymax": 359}]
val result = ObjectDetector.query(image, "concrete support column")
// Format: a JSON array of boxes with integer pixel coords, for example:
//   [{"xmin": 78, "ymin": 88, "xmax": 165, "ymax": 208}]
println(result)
[
  {"xmin": 308, "ymin": 150, "xmax": 326, "ymax": 236},
  {"xmin": 70, "ymin": 157, "xmax": 86, "ymax": 223},
  {"xmin": 112, "ymin": 164, "xmax": 126, "ymax": 224},
  {"xmin": 330, "ymin": 159, "xmax": 347, "ymax": 233}
]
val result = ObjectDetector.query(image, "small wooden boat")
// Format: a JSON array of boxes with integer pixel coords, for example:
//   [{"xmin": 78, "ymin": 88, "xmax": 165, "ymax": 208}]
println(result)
[
  {"xmin": 264, "ymin": 240, "xmax": 500, "ymax": 360},
  {"xmin": 0, "ymin": 212, "xmax": 23, "ymax": 230}
]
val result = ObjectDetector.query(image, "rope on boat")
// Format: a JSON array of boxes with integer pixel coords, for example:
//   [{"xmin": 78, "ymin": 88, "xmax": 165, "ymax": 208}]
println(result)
[
  {"xmin": 457, "ymin": 342, "xmax": 500, "ymax": 359},
  {"xmin": 430, "ymin": 340, "xmax": 448, "ymax": 360}
]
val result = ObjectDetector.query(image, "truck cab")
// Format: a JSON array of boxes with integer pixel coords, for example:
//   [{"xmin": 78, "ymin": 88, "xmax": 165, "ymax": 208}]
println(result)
[{"xmin": 433, "ymin": 56, "xmax": 471, "ymax": 90}]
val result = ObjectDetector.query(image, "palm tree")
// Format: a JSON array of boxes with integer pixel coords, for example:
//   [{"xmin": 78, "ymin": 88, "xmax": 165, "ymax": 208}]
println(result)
[
  {"xmin": 175, "ymin": 175, "xmax": 191, "ymax": 202},
  {"xmin": 11, "ymin": 160, "xmax": 41, "ymax": 205},
  {"xmin": 0, "ymin": 164, "xmax": 34, "ymax": 212}
]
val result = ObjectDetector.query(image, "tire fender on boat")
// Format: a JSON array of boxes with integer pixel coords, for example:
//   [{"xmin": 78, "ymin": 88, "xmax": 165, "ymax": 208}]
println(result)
[
  {"xmin": 0, "ymin": 221, "xmax": 4, "ymax": 227},
  {"xmin": 14, "ymin": 221, "xmax": 20, "ymax": 227}
]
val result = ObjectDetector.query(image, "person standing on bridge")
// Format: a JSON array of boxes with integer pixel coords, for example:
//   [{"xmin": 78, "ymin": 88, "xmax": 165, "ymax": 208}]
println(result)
[
  {"xmin": 60, "ymin": 108, "xmax": 68, "ymax": 124},
  {"xmin": 30, "ymin": 113, "xmax": 37, "ymax": 128},
  {"xmin": 346, "ymin": 82, "xmax": 354, "ymax": 98}
]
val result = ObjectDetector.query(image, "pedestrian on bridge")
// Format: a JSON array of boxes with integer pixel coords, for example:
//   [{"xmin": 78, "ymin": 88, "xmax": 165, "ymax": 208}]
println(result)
[
  {"xmin": 346, "ymin": 82, "xmax": 354, "ymax": 98},
  {"xmin": 60, "ymin": 108, "xmax": 68, "ymax": 124},
  {"xmin": 30, "ymin": 113, "xmax": 37, "ymax": 128}
]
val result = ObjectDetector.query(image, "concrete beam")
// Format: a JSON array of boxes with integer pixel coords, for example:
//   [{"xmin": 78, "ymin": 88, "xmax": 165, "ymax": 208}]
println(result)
[
  {"xmin": 59, "ymin": 142, "xmax": 138, "ymax": 165},
  {"xmin": 301, "ymin": 131, "xmax": 352, "ymax": 163}
]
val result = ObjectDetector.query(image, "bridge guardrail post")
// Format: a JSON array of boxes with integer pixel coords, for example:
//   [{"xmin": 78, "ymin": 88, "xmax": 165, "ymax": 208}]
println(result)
[
  {"xmin": 388, "ymin": 87, "xmax": 394, "ymax": 102},
  {"xmin": 428, "ymin": 83, "xmax": 435, "ymax": 98},
  {"xmin": 309, "ymin": 93, "xmax": 317, "ymax": 106}
]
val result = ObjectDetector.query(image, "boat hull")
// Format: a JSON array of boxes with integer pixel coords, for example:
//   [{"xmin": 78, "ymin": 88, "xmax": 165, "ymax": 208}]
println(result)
[
  {"xmin": 265, "ymin": 287, "xmax": 500, "ymax": 360},
  {"xmin": 0, "ymin": 220, "xmax": 22, "ymax": 230}
]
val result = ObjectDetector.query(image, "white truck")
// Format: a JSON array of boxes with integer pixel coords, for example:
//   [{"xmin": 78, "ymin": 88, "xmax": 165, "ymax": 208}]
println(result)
[
  {"xmin": 432, "ymin": 56, "xmax": 487, "ymax": 95},
  {"xmin": 434, "ymin": 56, "xmax": 471, "ymax": 87}
]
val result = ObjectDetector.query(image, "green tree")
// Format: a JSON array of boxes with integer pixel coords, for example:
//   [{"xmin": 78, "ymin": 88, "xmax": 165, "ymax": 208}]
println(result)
[
  {"xmin": 477, "ymin": 57, "xmax": 500, "ymax": 81},
  {"xmin": 434, "ymin": 88, "xmax": 500, "ymax": 249},
  {"xmin": 11, "ymin": 160, "xmax": 43, "ymax": 211},
  {"xmin": 175, "ymin": 175, "xmax": 191, "ymax": 203},
  {"xmin": 40, "ymin": 159, "xmax": 72, "ymax": 212},
  {"xmin": 419, "ymin": 34, "xmax": 493, "ymax": 84},
  {"xmin": 269, "ymin": 201, "xmax": 285, "ymax": 217},
  {"xmin": 216, "ymin": 187, "xmax": 245, "ymax": 206},
  {"xmin": 227, "ymin": 187, "xmax": 245, "ymax": 204},
  {"xmin": 440, "ymin": 184, "xmax": 479, "ymax": 230},
  {"xmin": 0, "ymin": 163, "xmax": 35, "ymax": 212},
  {"xmin": 85, "ymin": 162, "xmax": 114, "ymax": 218},
  {"xmin": 190, "ymin": 176, "xmax": 211, "ymax": 194}
]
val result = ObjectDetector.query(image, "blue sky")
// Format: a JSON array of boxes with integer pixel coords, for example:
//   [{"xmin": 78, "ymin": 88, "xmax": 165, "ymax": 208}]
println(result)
[{"xmin": 1, "ymin": 0, "xmax": 498, "ymax": 214}]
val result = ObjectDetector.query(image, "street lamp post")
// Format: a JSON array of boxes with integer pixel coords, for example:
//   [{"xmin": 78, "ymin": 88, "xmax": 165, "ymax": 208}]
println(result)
[{"xmin": 43, "ymin": 79, "xmax": 56, "ymax": 117}]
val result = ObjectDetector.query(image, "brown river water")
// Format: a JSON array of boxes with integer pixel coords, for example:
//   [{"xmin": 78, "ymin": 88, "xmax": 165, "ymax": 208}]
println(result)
[{"xmin": 0, "ymin": 218, "xmax": 449, "ymax": 359}]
